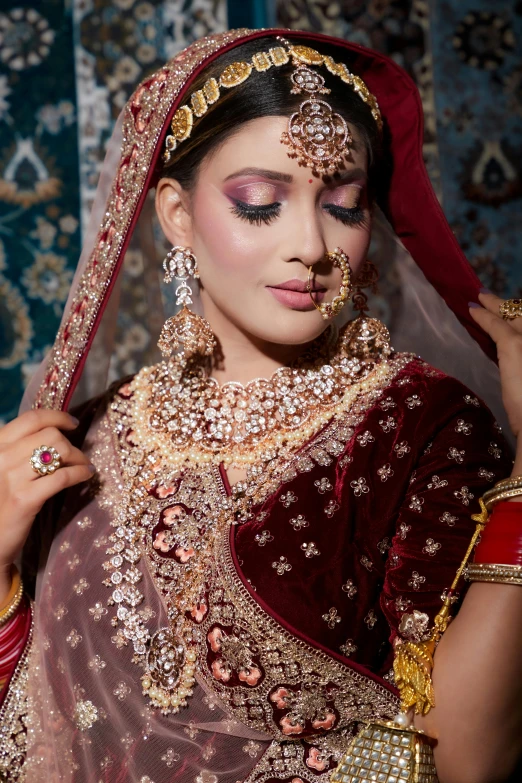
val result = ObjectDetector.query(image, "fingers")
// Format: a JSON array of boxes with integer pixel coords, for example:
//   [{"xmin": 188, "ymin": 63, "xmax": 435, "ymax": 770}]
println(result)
[
  {"xmin": 0, "ymin": 409, "xmax": 79, "ymax": 446},
  {"xmin": 476, "ymin": 291, "xmax": 522, "ymax": 334},
  {"xmin": 469, "ymin": 300, "xmax": 516, "ymax": 346},
  {"xmin": 25, "ymin": 463, "xmax": 96, "ymax": 513}
]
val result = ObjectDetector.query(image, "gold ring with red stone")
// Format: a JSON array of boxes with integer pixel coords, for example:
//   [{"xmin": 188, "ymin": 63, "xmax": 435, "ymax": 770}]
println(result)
[{"xmin": 30, "ymin": 445, "xmax": 62, "ymax": 476}]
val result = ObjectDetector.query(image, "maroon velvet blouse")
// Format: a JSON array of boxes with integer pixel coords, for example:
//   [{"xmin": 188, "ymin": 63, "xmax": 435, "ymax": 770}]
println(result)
[{"xmin": 233, "ymin": 357, "xmax": 512, "ymax": 680}]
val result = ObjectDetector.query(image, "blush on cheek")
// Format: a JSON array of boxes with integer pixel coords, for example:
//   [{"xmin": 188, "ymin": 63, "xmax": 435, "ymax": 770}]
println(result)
[{"xmin": 192, "ymin": 187, "xmax": 269, "ymax": 273}]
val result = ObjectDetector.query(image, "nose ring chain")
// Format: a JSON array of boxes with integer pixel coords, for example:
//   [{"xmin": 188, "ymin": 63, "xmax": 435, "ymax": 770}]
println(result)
[{"xmin": 307, "ymin": 247, "xmax": 352, "ymax": 320}]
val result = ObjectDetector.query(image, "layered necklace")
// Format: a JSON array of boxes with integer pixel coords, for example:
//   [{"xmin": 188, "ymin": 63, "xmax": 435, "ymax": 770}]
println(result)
[{"xmin": 128, "ymin": 320, "xmax": 392, "ymax": 471}]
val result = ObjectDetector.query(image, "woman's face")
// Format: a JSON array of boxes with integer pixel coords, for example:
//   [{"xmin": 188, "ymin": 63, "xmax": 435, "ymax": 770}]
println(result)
[{"xmin": 160, "ymin": 115, "xmax": 372, "ymax": 348}]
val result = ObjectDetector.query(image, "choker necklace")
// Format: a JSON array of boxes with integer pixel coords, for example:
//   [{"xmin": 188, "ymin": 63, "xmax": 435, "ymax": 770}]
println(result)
[{"xmin": 127, "ymin": 320, "xmax": 392, "ymax": 470}]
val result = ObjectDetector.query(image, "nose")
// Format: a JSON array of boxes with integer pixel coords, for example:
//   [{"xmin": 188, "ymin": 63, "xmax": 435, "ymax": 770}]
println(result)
[{"xmin": 286, "ymin": 212, "xmax": 326, "ymax": 269}]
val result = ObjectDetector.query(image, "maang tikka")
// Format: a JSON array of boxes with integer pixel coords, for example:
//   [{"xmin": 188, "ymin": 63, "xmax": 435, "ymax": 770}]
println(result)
[{"xmin": 158, "ymin": 246, "xmax": 216, "ymax": 360}]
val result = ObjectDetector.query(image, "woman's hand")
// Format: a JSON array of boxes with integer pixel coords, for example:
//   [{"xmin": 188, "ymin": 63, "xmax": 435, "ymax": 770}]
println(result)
[
  {"xmin": 469, "ymin": 292, "xmax": 522, "ymax": 439},
  {"xmin": 0, "ymin": 410, "xmax": 95, "ymax": 601}
]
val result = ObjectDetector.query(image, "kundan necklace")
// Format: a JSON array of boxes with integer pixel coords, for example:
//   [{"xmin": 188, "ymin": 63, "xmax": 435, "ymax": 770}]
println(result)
[{"xmin": 127, "ymin": 319, "xmax": 392, "ymax": 470}]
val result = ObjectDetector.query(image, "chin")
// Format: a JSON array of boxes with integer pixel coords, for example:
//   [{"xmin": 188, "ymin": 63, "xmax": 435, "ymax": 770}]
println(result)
[{"xmin": 245, "ymin": 310, "xmax": 328, "ymax": 347}]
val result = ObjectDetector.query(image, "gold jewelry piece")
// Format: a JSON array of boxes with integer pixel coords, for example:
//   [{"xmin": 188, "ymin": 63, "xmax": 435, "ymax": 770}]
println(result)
[
  {"xmin": 158, "ymin": 246, "xmax": 216, "ymax": 360},
  {"xmin": 307, "ymin": 247, "xmax": 352, "ymax": 319},
  {"xmin": 281, "ymin": 65, "xmax": 351, "ymax": 175},
  {"xmin": 499, "ymin": 298, "xmax": 522, "ymax": 320},
  {"xmin": 466, "ymin": 563, "xmax": 522, "ymax": 586},
  {"xmin": 30, "ymin": 444, "xmax": 61, "ymax": 476},
  {"xmin": 0, "ymin": 566, "xmax": 24, "ymax": 627},
  {"xmin": 482, "ymin": 475, "xmax": 522, "ymax": 511},
  {"xmin": 163, "ymin": 43, "xmax": 382, "ymax": 168},
  {"xmin": 131, "ymin": 321, "xmax": 392, "ymax": 472}
]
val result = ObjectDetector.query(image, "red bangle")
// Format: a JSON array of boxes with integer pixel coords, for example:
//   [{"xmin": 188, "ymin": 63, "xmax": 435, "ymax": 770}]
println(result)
[{"xmin": 474, "ymin": 501, "xmax": 522, "ymax": 566}]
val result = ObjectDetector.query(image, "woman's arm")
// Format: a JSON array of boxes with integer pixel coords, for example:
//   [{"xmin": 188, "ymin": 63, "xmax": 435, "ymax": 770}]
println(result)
[{"xmin": 416, "ymin": 295, "xmax": 522, "ymax": 783}]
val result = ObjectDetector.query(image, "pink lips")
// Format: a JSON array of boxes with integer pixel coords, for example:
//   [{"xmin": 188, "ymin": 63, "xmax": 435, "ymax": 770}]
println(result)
[{"xmin": 267, "ymin": 278, "xmax": 326, "ymax": 311}]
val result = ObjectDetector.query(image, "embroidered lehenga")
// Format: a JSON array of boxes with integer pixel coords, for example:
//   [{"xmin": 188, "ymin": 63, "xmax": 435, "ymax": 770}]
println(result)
[{"xmin": 0, "ymin": 28, "xmax": 512, "ymax": 783}]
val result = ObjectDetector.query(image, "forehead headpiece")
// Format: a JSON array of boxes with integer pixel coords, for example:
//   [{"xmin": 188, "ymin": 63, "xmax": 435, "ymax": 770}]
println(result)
[{"xmin": 163, "ymin": 42, "xmax": 382, "ymax": 176}]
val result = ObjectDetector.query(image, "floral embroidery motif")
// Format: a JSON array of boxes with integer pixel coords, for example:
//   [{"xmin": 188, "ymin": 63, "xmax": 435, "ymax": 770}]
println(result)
[
  {"xmin": 324, "ymin": 499, "xmax": 340, "ymax": 517},
  {"xmin": 377, "ymin": 463, "xmax": 394, "ymax": 482},
  {"xmin": 394, "ymin": 441, "xmax": 411, "ymax": 458},
  {"xmin": 272, "ymin": 556, "xmax": 292, "ymax": 575},
  {"xmin": 339, "ymin": 454, "xmax": 353, "ymax": 468},
  {"xmin": 74, "ymin": 700, "xmax": 99, "ymax": 731},
  {"xmin": 379, "ymin": 416, "xmax": 396, "ymax": 432},
  {"xmin": 280, "ymin": 491, "xmax": 297, "ymax": 507},
  {"xmin": 113, "ymin": 681, "xmax": 132, "ymax": 701},
  {"xmin": 423, "ymin": 538, "xmax": 442, "ymax": 556},
  {"xmin": 360, "ymin": 555, "xmax": 373, "ymax": 571},
  {"xmin": 409, "ymin": 495, "xmax": 424, "ymax": 513},
  {"xmin": 377, "ymin": 537, "xmax": 391, "ymax": 554},
  {"xmin": 455, "ymin": 419, "xmax": 473, "ymax": 435},
  {"xmin": 448, "ymin": 446, "xmax": 465, "ymax": 464},
  {"xmin": 379, "ymin": 396, "xmax": 396, "ymax": 410},
  {"xmin": 256, "ymin": 511, "xmax": 269, "ymax": 522},
  {"xmin": 270, "ymin": 685, "xmax": 337, "ymax": 734},
  {"xmin": 54, "ymin": 603, "xmax": 67, "ymax": 620},
  {"xmin": 59, "ymin": 541, "xmax": 70, "ymax": 553},
  {"xmin": 341, "ymin": 579, "xmax": 357, "ymax": 598},
  {"xmin": 161, "ymin": 748, "xmax": 181, "ymax": 767},
  {"xmin": 350, "ymin": 477, "xmax": 369, "ymax": 497},
  {"xmin": 314, "ymin": 477, "xmax": 333, "ymax": 493},
  {"xmin": 454, "ymin": 486, "xmax": 474, "ymax": 505},
  {"xmin": 339, "ymin": 639, "xmax": 357, "ymax": 656},
  {"xmin": 67, "ymin": 554, "xmax": 81, "ymax": 571},
  {"xmin": 364, "ymin": 610, "xmax": 378, "ymax": 629},
  {"xmin": 73, "ymin": 577, "xmax": 90, "ymax": 595},
  {"xmin": 357, "ymin": 430, "xmax": 375, "ymax": 446},
  {"xmin": 396, "ymin": 376, "xmax": 412, "ymax": 386},
  {"xmin": 289, "ymin": 514, "xmax": 309, "ymax": 530},
  {"xmin": 254, "ymin": 530, "xmax": 274, "ymax": 546},
  {"xmin": 398, "ymin": 522, "xmax": 411, "ymax": 540},
  {"xmin": 88, "ymin": 655, "xmax": 107, "ymax": 673},
  {"xmin": 202, "ymin": 744, "xmax": 216, "ymax": 761},
  {"xmin": 398, "ymin": 610, "xmax": 430, "ymax": 642},
  {"xmin": 185, "ymin": 721, "xmax": 201, "ymax": 739},
  {"xmin": 405, "ymin": 394, "xmax": 422, "ymax": 409},
  {"xmin": 440, "ymin": 511, "xmax": 458, "ymax": 526},
  {"xmin": 77, "ymin": 516, "xmax": 93, "ymax": 530},
  {"xmin": 478, "ymin": 467, "xmax": 495, "ymax": 481},
  {"xmin": 409, "ymin": 470, "xmax": 417, "ymax": 484},
  {"xmin": 408, "ymin": 571, "xmax": 426, "ymax": 590},
  {"xmin": 66, "ymin": 628, "xmax": 82, "ymax": 648},
  {"xmin": 243, "ymin": 740, "xmax": 261, "ymax": 757},
  {"xmin": 394, "ymin": 596, "xmax": 411, "ymax": 612},
  {"xmin": 301, "ymin": 542, "xmax": 320, "ymax": 558},
  {"xmin": 427, "ymin": 475, "xmax": 448, "ymax": 490},
  {"xmin": 488, "ymin": 442, "xmax": 502, "ymax": 460},
  {"xmin": 322, "ymin": 607, "xmax": 341, "ymax": 629},
  {"xmin": 464, "ymin": 394, "xmax": 480, "ymax": 406}
]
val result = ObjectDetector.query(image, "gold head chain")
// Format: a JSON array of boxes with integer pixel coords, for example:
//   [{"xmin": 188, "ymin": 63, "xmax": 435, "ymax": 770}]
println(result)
[{"xmin": 163, "ymin": 41, "xmax": 382, "ymax": 176}]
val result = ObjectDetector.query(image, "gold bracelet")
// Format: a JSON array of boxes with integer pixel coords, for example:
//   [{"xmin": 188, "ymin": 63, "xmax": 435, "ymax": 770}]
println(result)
[
  {"xmin": 466, "ymin": 562, "xmax": 522, "ymax": 586},
  {"xmin": 0, "ymin": 566, "xmax": 24, "ymax": 627}
]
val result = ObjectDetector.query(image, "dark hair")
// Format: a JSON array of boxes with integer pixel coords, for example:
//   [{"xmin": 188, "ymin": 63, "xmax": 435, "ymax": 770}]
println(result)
[{"xmin": 161, "ymin": 37, "xmax": 382, "ymax": 192}]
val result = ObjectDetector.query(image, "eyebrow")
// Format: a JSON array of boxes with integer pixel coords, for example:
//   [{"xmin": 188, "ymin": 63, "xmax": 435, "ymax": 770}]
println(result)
[{"xmin": 224, "ymin": 167, "xmax": 293, "ymax": 183}]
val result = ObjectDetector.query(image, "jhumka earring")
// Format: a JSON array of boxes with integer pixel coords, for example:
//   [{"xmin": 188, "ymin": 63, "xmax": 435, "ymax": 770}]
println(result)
[
  {"xmin": 158, "ymin": 246, "xmax": 216, "ymax": 361},
  {"xmin": 344, "ymin": 258, "xmax": 391, "ymax": 361},
  {"xmin": 307, "ymin": 247, "xmax": 352, "ymax": 320}
]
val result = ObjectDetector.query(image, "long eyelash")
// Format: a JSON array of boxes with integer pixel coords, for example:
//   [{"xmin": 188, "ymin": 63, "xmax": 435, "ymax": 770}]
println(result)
[
  {"xmin": 230, "ymin": 200, "xmax": 281, "ymax": 226},
  {"xmin": 323, "ymin": 204, "xmax": 367, "ymax": 227}
]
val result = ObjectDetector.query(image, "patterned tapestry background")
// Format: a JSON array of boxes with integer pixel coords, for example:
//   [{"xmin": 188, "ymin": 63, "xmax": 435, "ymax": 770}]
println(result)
[{"xmin": 0, "ymin": 0, "xmax": 520, "ymax": 423}]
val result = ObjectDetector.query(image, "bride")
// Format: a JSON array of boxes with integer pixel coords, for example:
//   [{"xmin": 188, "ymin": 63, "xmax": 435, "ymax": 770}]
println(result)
[{"xmin": 1, "ymin": 28, "xmax": 522, "ymax": 783}]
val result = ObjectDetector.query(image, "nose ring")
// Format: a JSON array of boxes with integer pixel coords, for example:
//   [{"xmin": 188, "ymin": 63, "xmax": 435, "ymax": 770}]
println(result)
[{"xmin": 307, "ymin": 248, "xmax": 353, "ymax": 320}]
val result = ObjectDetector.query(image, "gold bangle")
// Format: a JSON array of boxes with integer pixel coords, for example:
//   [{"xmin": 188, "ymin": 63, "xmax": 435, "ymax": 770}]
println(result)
[
  {"xmin": 484, "ymin": 475, "xmax": 522, "ymax": 498},
  {"xmin": 466, "ymin": 563, "xmax": 522, "ymax": 586},
  {"xmin": 482, "ymin": 485, "xmax": 522, "ymax": 512},
  {"xmin": 0, "ymin": 566, "xmax": 24, "ymax": 627}
]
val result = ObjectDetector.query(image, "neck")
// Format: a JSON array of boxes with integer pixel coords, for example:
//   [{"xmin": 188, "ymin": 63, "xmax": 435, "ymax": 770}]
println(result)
[{"xmin": 201, "ymin": 294, "xmax": 315, "ymax": 386}]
